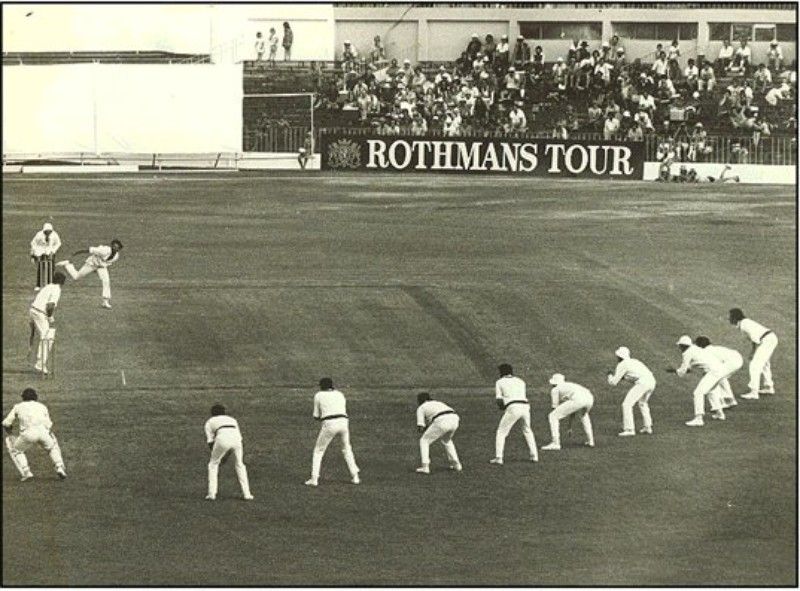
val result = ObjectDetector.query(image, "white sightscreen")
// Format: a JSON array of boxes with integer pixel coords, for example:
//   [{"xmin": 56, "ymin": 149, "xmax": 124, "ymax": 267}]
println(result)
[{"xmin": 3, "ymin": 64, "xmax": 243, "ymax": 154}]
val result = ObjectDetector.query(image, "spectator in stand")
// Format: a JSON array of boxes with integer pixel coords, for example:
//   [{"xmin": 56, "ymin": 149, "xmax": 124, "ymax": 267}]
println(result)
[
  {"xmin": 652, "ymin": 51, "xmax": 669, "ymax": 78},
  {"xmin": 410, "ymin": 112, "xmax": 428, "ymax": 135},
  {"xmin": 508, "ymin": 101, "xmax": 527, "ymax": 132},
  {"xmin": 767, "ymin": 40, "xmax": 784, "ymax": 72},
  {"xmin": 765, "ymin": 81, "xmax": 792, "ymax": 106},
  {"xmin": 504, "ymin": 66, "xmax": 522, "ymax": 100},
  {"xmin": 552, "ymin": 119, "xmax": 569, "ymax": 139},
  {"xmin": 370, "ymin": 35, "xmax": 387, "ymax": 65},
  {"xmin": 732, "ymin": 39, "xmax": 752, "ymax": 75},
  {"xmin": 595, "ymin": 57, "xmax": 614, "ymax": 86},
  {"xmin": 754, "ymin": 63, "xmax": 773, "ymax": 92},
  {"xmin": 532, "ymin": 45, "xmax": 545, "ymax": 75},
  {"xmin": 730, "ymin": 141, "xmax": 749, "ymax": 164},
  {"xmin": 667, "ymin": 40, "xmax": 681, "ymax": 79},
  {"xmin": 467, "ymin": 34, "xmax": 482, "ymax": 59},
  {"xmin": 484, "ymin": 34, "xmax": 497, "ymax": 63},
  {"xmin": 699, "ymin": 60, "xmax": 716, "ymax": 92},
  {"xmin": 716, "ymin": 39, "xmax": 734, "ymax": 74},
  {"xmin": 684, "ymin": 58, "xmax": 699, "ymax": 92},
  {"xmin": 342, "ymin": 41, "xmax": 358, "ymax": 63},
  {"xmin": 512, "ymin": 35, "xmax": 531, "ymax": 69},
  {"xmin": 603, "ymin": 113, "xmax": 620, "ymax": 139},
  {"xmin": 687, "ymin": 123, "xmax": 710, "ymax": 162},
  {"xmin": 627, "ymin": 118, "xmax": 644, "ymax": 141},
  {"xmin": 636, "ymin": 110, "xmax": 655, "ymax": 132},
  {"xmin": 269, "ymin": 28, "xmax": 279, "ymax": 65},
  {"xmin": 614, "ymin": 46, "xmax": 627, "ymax": 68},
  {"xmin": 282, "ymin": 22, "xmax": 293, "ymax": 61},
  {"xmin": 610, "ymin": 35, "xmax": 624, "ymax": 56},
  {"xmin": 255, "ymin": 32, "xmax": 266, "ymax": 67},
  {"xmin": 496, "ymin": 34, "xmax": 510, "ymax": 72}
]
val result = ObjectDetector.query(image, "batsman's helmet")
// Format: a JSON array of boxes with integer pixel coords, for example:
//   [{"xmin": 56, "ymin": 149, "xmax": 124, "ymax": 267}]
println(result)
[
  {"xmin": 319, "ymin": 377, "xmax": 334, "ymax": 390},
  {"xmin": 417, "ymin": 392, "xmax": 431, "ymax": 405},
  {"xmin": 211, "ymin": 404, "xmax": 226, "ymax": 416},
  {"xmin": 21, "ymin": 388, "xmax": 38, "ymax": 401}
]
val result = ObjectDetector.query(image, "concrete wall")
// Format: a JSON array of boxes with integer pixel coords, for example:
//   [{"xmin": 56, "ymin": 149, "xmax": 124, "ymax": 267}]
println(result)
[
  {"xmin": 335, "ymin": 20, "xmax": 418, "ymax": 63},
  {"xmin": 333, "ymin": 5, "xmax": 795, "ymax": 63}
]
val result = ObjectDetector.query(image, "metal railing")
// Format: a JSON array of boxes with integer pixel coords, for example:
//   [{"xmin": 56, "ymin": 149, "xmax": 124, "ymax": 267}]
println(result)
[{"xmin": 243, "ymin": 127, "xmax": 311, "ymax": 153}]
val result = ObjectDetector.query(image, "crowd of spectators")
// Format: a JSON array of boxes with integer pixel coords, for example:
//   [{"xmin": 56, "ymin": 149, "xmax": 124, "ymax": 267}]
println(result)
[{"xmin": 308, "ymin": 31, "xmax": 796, "ymax": 161}]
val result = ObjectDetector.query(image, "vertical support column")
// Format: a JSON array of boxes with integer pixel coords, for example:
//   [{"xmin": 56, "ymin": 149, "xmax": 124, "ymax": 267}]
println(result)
[
  {"xmin": 417, "ymin": 18, "xmax": 427, "ymax": 61},
  {"xmin": 602, "ymin": 19, "xmax": 613, "ymax": 44}
]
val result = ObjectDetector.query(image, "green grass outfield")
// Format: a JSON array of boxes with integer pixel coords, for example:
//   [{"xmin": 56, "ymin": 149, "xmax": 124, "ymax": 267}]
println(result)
[{"xmin": 2, "ymin": 173, "xmax": 796, "ymax": 585}]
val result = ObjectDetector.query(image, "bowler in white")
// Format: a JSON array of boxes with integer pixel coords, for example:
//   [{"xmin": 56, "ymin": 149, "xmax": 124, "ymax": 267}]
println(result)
[
  {"xmin": 56, "ymin": 239, "xmax": 123, "ymax": 309},
  {"xmin": 3, "ymin": 388, "xmax": 67, "ymax": 481},
  {"xmin": 204, "ymin": 404, "xmax": 253, "ymax": 501},
  {"xmin": 305, "ymin": 378, "xmax": 360, "ymax": 487},
  {"xmin": 607, "ymin": 346, "xmax": 656, "ymax": 436},
  {"xmin": 490, "ymin": 364, "xmax": 538, "ymax": 465},
  {"xmin": 673, "ymin": 335, "xmax": 726, "ymax": 426},
  {"xmin": 729, "ymin": 308, "xmax": 778, "ymax": 399},
  {"xmin": 415, "ymin": 392, "xmax": 462, "ymax": 474},
  {"xmin": 542, "ymin": 374, "xmax": 595, "ymax": 451}
]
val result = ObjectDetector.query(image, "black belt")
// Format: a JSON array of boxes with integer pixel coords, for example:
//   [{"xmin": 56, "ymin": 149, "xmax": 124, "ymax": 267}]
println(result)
[
  {"xmin": 30, "ymin": 307, "xmax": 47, "ymax": 315},
  {"xmin": 214, "ymin": 425, "xmax": 237, "ymax": 435},
  {"xmin": 321, "ymin": 414, "xmax": 348, "ymax": 421},
  {"xmin": 759, "ymin": 330, "xmax": 774, "ymax": 343},
  {"xmin": 505, "ymin": 400, "xmax": 530, "ymax": 409},
  {"xmin": 430, "ymin": 409, "xmax": 456, "ymax": 423}
]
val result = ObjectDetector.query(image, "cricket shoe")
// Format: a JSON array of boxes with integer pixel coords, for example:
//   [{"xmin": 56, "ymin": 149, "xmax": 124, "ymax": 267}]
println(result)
[
  {"xmin": 759, "ymin": 387, "xmax": 775, "ymax": 395},
  {"xmin": 685, "ymin": 417, "xmax": 704, "ymax": 427},
  {"xmin": 351, "ymin": 474, "xmax": 361, "ymax": 485},
  {"xmin": 34, "ymin": 363, "xmax": 48, "ymax": 375},
  {"xmin": 20, "ymin": 473, "xmax": 34, "ymax": 482},
  {"xmin": 100, "ymin": 300, "xmax": 112, "ymax": 309},
  {"xmin": 489, "ymin": 457, "xmax": 504, "ymax": 465},
  {"xmin": 33, "ymin": 287, "xmax": 40, "ymax": 292},
  {"xmin": 243, "ymin": 495, "xmax": 254, "ymax": 501},
  {"xmin": 205, "ymin": 494, "xmax": 216, "ymax": 500},
  {"xmin": 722, "ymin": 399, "xmax": 738, "ymax": 408},
  {"xmin": 584, "ymin": 442, "xmax": 595, "ymax": 448},
  {"xmin": 541, "ymin": 443, "xmax": 561, "ymax": 451},
  {"xmin": 639, "ymin": 426, "xmax": 653, "ymax": 435},
  {"xmin": 450, "ymin": 463, "xmax": 463, "ymax": 472},
  {"xmin": 530, "ymin": 455, "xmax": 539, "ymax": 463},
  {"xmin": 618, "ymin": 430, "xmax": 636, "ymax": 437},
  {"xmin": 304, "ymin": 479, "xmax": 318, "ymax": 487},
  {"xmin": 54, "ymin": 260, "xmax": 70, "ymax": 268},
  {"xmin": 415, "ymin": 466, "xmax": 430, "ymax": 474},
  {"xmin": 740, "ymin": 392, "xmax": 759, "ymax": 400},
  {"xmin": 711, "ymin": 410, "xmax": 726, "ymax": 421},
  {"xmin": 56, "ymin": 468, "xmax": 67, "ymax": 480}
]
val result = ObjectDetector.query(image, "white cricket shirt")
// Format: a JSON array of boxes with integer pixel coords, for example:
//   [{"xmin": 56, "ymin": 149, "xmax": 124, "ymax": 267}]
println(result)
[
  {"xmin": 30, "ymin": 230, "xmax": 62, "ymax": 256},
  {"xmin": 550, "ymin": 382, "xmax": 593, "ymax": 408},
  {"xmin": 313, "ymin": 389, "xmax": 348, "ymax": 420},
  {"xmin": 495, "ymin": 376, "xmax": 527, "ymax": 405},
  {"xmin": 204, "ymin": 415, "xmax": 241, "ymax": 443},
  {"xmin": 2, "ymin": 401, "xmax": 53, "ymax": 432},
  {"xmin": 87, "ymin": 245, "xmax": 120, "ymax": 269},
  {"xmin": 706, "ymin": 345, "xmax": 743, "ymax": 367},
  {"xmin": 609, "ymin": 358, "xmax": 655, "ymax": 386},
  {"xmin": 737, "ymin": 318, "xmax": 772, "ymax": 343},
  {"xmin": 677, "ymin": 345, "xmax": 723, "ymax": 374},
  {"xmin": 416, "ymin": 400, "xmax": 455, "ymax": 427},
  {"xmin": 30, "ymin": 284, "xmax": 61, "ymax": 313}
]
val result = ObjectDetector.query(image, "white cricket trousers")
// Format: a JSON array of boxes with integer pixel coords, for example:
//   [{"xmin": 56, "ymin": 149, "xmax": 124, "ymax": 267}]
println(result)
[
  {"xmin": 63, "ymin": 262, "xmax": 111, "ymax": 300},
  {"xmin": 693, "ymin": 372, "xmax": 724, "ymax": 416},
  {"xmin": 208, "ymin": 432, "xmax": 251, "ymax": 498},
  {"xmin": 28, "ymin": 309, "xmax": 54, "ymax": 367},
  {"xmin": 717, "ymin": 352, "xmax": 744, "ymax": 402},
  {"xmin": 549, "ymin": 395, "xmax": 594, "ymax": 445},
  {"xmin": 495, "ymin": 403, "xmax": 538, "ymax": 459},
  {"xmin": 11, "ymin": 426, "xmax": 65, "ymax": 476},
  {"xmin": 420, "ymin": 414, "xmax": 461, "ymax": 466},
  {"xmin": 621, "ymin": 379, "xmax": 656, "ymax": 432},
  {"xmin": 311, "ymin": 418, "xmax": 359, "ymax": 480},
  {"xmin": 749, "ymin": 332, "xmax": 777, "ymax": 392}
]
